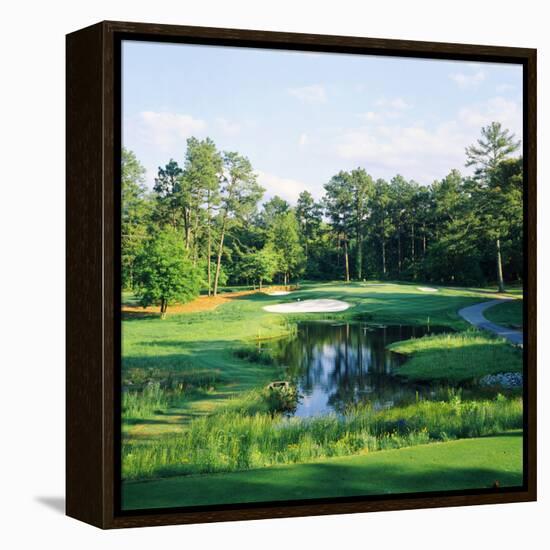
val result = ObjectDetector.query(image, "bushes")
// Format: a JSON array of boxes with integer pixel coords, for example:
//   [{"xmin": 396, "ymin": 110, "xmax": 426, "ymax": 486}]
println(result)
[
  {"xmin": 264, "ymin": 382, "xmax": 299, "ymax": 414},
  {"xmin": 122, "ymin": 394, "xmax": 522, "ymax": 480},
  {"xmin": 133, "ymin": 228, "xmax": 201, "ymax": 316}
]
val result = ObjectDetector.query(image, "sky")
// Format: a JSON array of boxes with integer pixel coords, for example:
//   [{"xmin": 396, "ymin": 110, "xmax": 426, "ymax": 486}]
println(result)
[{"xmin": 122, "ymin": 40, "xmax": 523, "ymax": 204}]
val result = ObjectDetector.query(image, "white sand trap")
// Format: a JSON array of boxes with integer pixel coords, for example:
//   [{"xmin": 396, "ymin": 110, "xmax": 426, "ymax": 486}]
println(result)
[
  {"xmin": 266, "ymin": 291, "xmax": 291, "ymax": 296},
  {"xmin": 263, "ymin": 299, "xmax": 351, "ymax": 313},
  {"xmin": 417, "ymin": 286, "xmax": 438, "ymax": 292}
]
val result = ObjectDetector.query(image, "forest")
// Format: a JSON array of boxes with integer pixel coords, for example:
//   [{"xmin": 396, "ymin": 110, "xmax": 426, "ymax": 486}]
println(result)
[{"xmin": 122, "ymin": 122, "xmax": 523, "ymax": 313}]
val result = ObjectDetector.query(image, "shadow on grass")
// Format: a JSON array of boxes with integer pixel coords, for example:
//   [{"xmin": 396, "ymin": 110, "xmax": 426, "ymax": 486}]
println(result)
[
  {"xmin": 122, "ymin": 458, "xmax": 523, "ymax": 510},
  {"xmin": 123, "ymin": 417, "xmax": 180, "ymax": 426},
  {"xmin": 123, "ymin": 340, "xmax": 281, "ymax": 388},
  {"xmin": 479, "ymin": 431, "xmax": 523, "ymax": 439},
  {"xmin": 393, "ymin": 335, "xmax": 523, "ymax": 383},
  {"xmin": 122, "ymin": 311, "xmax": 160, "ymax": 321}
]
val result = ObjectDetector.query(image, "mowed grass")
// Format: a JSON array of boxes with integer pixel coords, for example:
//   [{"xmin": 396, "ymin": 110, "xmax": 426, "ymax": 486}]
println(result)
[
  {"xmin": 389, "ymin": 331, "xmax": 523, "ymax": 383},
  {"xmin": 484, "ymin": 299, "xmax": 523, "ymax": 328},
  {"xmin": 121, "ymin": 282, "xmax": 520, "ymax": 435},
  {"xmin": 121, "ymin": 282, "xmax": 524, "ymax": 507},
  {"xmin": 122, "ymin": 296, "xmax": 292, "ymax": 431},
  {"xmin": 279, "ymin": 281, "xmax": 493, "ymax": 329},
  {"xmin": 122, "ymin": 431, "xmax": 523, "ymax": 509}
]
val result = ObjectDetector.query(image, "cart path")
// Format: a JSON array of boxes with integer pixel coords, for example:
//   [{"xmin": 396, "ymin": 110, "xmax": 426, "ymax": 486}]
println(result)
[{"xmin": 458, "ymin": 299, "xmax": 523, "ymax": 346}]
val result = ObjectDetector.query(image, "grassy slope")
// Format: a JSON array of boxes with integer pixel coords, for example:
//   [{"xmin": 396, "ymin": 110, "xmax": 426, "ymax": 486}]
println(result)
[
  {"xmin": 121, "ymin": 282, "xmax": 518, "ymax": 436},
  {"xmin": 122, "ymin": 298, "xmax": 290, "ymax": 434},
  {"xmin": 389, "ymin": 331, "xmax": 523, "ymax": 382},
  {"xmin": 123, "ymin": 431, "xmax": 523, "ymax": 510},
  {"xmin": 484, "ymin": 299, "xmax": 523, "ymax": 328}
]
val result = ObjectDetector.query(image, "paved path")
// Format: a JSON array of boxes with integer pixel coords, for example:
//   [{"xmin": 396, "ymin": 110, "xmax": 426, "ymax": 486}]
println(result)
[{"xmin": 458, "ymin": 299, "xmax": 523, "ymax": 346}]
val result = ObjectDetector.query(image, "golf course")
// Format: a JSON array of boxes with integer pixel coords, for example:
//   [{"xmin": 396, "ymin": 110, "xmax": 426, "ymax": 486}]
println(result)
[
  {"xmin": 121, "ymin": 281, "xmax": 524, "ymax": 510},
  {"xmin": 120, "ymin": 102, "xmax": 524, "ymax": 509}
]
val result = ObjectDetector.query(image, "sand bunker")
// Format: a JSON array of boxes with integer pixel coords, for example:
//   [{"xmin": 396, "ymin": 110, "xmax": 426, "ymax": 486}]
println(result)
[
  {"xmin": 417, "ymin": 286, "xmax": 438, "ymax": 292},
  {"xmin": 263, "ymin": 299, "xmax": 351, "ymax": 313},
  {"xmin": 266, "ymin": 291, "xmax": 291, "ymax": 296}
]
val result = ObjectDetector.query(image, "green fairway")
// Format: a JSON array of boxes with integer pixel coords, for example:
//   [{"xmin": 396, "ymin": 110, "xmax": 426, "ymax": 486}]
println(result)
[
  {"xmin": 117, "ymin": 85, "xmax": 526, "ymax": 514},
  {"xmin": 484, "ymin": 299, "xmax": 523, "ymax": 328},
  {"xmin": 121, "ymin": 282, "xmax": 522, "ymax": 433},
  {"xmin": 122, "ymin": 431, "xmax": 523, "ymax": 510},
  {"xmin": 121, "ymin": 282, "xmax": 514, "ymax": 433},
  {"xmin": 389, "ymin": 331, "xmax": 523, "ymax": 382},
  {"xmin": 270, "ymin": 281, "xmax": 497, "ymax": 329},
  {"xmin": 121, "ymin": 281, "xmax": 524, "ymax": 490}
]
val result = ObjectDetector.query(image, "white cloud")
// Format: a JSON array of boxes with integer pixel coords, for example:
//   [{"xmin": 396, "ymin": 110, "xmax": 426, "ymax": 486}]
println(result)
[
  {"xmin": 358, "ymin": 98, "xmax": 410, "ymax": 124},
  {"xmin": 298, "ymin": 133, "xmax": 309, "ymax": 146},
  {"xmin": 458, "ymin": 96, "xmax": 522, "ymax": 135},
  {"xmin": 449, "ymin": 69, "xmax": 485, "ymax": 89},
  {"xmin": 288, "ymin": 84, "xmax": 327, "ymax": 104},
  {"xmin": 144, "ymin": 164, "xmax": 158, "ymax": 188},
  {"xmin": 334, "ymin": 96, "xmax": 522, "ymax": 184},
  {"xmin": 336, "ymin": 122, "xmax": 462, "ymax": 170},
  {"xmin": 358, "ymin": 109, "xmax": 403, "ymax": 123},
  {"xmin": 496, "ymin": 83, "xmax": 517, "ymax": 93},
  {"xmin": 216, "ymin": 117, "xmax": 241, "ymax": 136},
  {"xmin": 375, "ymin": 97, "xmax": 410, "ymax": 110},
  {"xmin": 138, "ymin": 111, "xmax": 206, "ymax": 150},
  {"xmin": 256, "ymin": 170, "xmax": 311, "ymax": 203}
]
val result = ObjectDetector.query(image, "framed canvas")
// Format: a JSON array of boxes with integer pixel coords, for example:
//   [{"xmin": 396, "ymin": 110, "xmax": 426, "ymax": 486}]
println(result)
[{"xmin": 66, "ymin": 20, "xmax": 536, "ymax": 529}]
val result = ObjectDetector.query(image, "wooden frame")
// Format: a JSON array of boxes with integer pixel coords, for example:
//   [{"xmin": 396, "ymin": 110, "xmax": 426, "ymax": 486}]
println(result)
[{"xmin": 66, "ymin": 20, "xmax": 537, "ymax": 529}]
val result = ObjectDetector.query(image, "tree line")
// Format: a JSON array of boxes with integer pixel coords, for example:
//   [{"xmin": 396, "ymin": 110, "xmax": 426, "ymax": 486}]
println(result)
[{"xmin": 122, "ymin": 122, "xmax": 523, "ymax": 313}]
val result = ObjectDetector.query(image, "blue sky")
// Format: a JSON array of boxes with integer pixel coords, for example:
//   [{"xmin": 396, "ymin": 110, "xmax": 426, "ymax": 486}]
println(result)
[{"xmin": 122, "ymin": 40, "xmax": 523, "ymax": 203}]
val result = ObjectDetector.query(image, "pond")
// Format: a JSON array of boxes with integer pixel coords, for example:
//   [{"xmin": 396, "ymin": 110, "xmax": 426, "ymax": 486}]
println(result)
[{"xmin": 267, "ymin": 321, "xmax": 450, "ymax": 417}]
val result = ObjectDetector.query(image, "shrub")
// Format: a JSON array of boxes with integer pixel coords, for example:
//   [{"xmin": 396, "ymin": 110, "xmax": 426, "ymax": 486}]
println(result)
[{"xmin": 264, "ymin": 383, "xmax": 299, "ymax": 414}]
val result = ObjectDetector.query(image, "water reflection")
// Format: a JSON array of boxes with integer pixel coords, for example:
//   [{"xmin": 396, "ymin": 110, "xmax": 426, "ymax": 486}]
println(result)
[{"xmin": 269, "ymin": 322, "xmax": 448, "ymax": 417}]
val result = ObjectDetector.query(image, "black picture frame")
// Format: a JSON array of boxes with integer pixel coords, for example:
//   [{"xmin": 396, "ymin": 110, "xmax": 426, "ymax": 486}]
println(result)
[{"xmin": 66, "ymin": 20, "xmax": 537, "ymax": 529}]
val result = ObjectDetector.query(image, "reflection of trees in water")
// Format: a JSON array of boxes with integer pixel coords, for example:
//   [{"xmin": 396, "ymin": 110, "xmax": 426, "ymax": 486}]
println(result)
[{"xmin": 272, "ymin": 322, "xmax": 444, "ymax": 415}]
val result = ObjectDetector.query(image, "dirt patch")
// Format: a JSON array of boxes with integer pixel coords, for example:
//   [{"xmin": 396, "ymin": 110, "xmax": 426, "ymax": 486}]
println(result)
[{"xmin": 122, "ymin": 285, "xmax": 296, "ymax": 317}]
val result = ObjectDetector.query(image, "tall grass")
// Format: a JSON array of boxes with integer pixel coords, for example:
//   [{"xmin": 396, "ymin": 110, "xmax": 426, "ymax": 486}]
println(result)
[
  {"xmin": 122, "ymin": 394, "xmax": 522, "ymax": 480},
  {"xmin": 234, "ymin": 346, "xmax": 276, "ymax": 365},
  {"xmin": 123, "ymin": 383, "xmax": 168, "ymax": 418},
  {"xmin": 122, "ymin": 382, "xmax": 186, "ymax": 419}
]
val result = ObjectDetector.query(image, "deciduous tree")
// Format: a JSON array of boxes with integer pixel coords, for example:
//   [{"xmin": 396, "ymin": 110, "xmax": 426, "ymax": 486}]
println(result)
[{"xmin": 134, "ymin": 228, "xmax": 201, "ymax": 318}]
